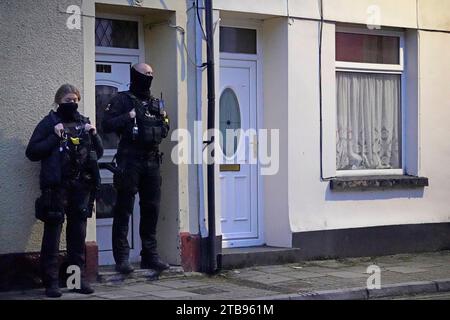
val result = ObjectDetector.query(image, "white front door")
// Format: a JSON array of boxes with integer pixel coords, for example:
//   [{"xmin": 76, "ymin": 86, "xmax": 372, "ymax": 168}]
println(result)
[
  {"xmin": 95, "ymin": 55, "xmax": 142, "ymax": 265},
  {"xmin": 220, "ymin": 59, "xmax": 262, "ymax": 248}
]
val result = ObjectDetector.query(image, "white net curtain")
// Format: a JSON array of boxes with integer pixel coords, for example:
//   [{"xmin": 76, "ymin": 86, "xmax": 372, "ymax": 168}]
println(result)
[{"xmin": 336, "ymin": 72, "xmax": 401, "ymax": 171}]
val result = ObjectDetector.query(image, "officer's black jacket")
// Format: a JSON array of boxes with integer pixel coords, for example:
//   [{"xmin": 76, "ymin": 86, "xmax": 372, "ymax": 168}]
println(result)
[
  {"xmin": 102, "ymin": 92, "xmax": 135, "ymax": 138},
  {"xmin": 102, "ymin": 91, "xmax": 170, "ymax": 151},
  {"xmin": 26, "ymin": 110, "xmax": 104, "ymax": 189}
]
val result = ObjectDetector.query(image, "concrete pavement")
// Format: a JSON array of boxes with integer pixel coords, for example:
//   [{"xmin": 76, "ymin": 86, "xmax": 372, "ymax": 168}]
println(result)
[{"xmin": 1, "ymin": 250, "xmax": 449, "ymax": 300}]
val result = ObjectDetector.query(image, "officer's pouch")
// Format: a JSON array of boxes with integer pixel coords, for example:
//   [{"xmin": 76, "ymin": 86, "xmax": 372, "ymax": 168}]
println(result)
[
  {"xmin": 152, "ymin": 126, "xmax": 163, "ymax": 144},
  {"xmin": 35, "ymin": 189, "xmax": 64, "ymax": 224},
  {"xmin": 146, "ymin": 152, "xmax": 163, "ymax": 171},
  {"xmin": 35, "ymin": 196, "xmax": 46, "ymax": 222},
  {"xmin": 46, "ymin": 210, "xmax": 65, "ymax": 225},
  {"xmin": 139, "ymin": 126, "xmax": 155, "ymax": 145},
  {"xmin": 139, "ymin": 119, "xmax": 163, "ymax": 145},
  {"xmin": 70, "ymin": 182, "xmax": 93, "ymax": 220},
  {"xmin": 161, "ymin": 124, "xmax": 169, "ymax": 139},
  {"xmin": 69, "ymin": 204, "xmax": 91, "ymax": 221}
]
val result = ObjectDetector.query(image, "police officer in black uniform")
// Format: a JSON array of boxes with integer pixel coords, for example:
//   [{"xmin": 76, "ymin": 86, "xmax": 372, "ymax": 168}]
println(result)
[
  {"xmin": 26, "ymin": 84, "xmax": 103, "ymax": 298},
  {"xmin": 103, "ymin": 63, "xmax": 170, "ymax": 274}
]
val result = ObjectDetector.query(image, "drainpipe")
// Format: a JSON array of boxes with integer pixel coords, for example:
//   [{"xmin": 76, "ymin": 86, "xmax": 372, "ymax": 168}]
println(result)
[{"xmin": 205, "ymin": 0, "xmax": 217, "ymax": 274}]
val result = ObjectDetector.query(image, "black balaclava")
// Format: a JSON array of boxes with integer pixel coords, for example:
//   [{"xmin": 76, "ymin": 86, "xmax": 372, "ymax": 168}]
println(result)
[
  {"xmin": 57, "ymin": 102, "xmax": 79, "ymax": 122},
  {"xmin": 130, "ymin": 66, "xmax": 153, "ymax": 99}
]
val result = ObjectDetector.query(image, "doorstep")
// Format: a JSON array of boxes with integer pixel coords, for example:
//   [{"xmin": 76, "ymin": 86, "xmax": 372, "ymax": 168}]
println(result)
[
  {"xmin": 97, "ymin": 264, "xmax": 187, "ymax": 285},
  {"xmin": 219, "ymin": 246, "xmax": 303, "ymax": 270}
]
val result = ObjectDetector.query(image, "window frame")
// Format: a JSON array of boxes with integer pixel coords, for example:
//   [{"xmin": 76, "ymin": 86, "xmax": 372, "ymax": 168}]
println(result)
[
  {"xmin": 219, "ymin": 19, "xmax": 262, "ymax": 62},
  {"xmin": 95, "ymin": 13, "xmax": 145, "ymax": 59},
  {"xmin": 219, "ymin": 26, "xmax": 258, "ymax": 55},
  {"xmin": 335, "ymin": 26, "xmax": 406, "ymax": 177}
]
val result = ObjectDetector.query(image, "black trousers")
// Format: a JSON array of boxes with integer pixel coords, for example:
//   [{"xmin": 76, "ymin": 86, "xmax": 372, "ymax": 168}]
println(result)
[
  {"xmin": 112, "ymin": 154, "xmax": 162, "ymax": 263},
  {"xmin": 40, "ymin": 186, "xmax": 90, "ymax": 287}
]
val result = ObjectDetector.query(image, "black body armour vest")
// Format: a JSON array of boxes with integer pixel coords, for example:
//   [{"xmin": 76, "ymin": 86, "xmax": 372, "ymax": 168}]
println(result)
[
  {"xmin": 60, "ymin": 122, "xmax": 93, "ymax": 181},
  {"xmin": 127, "ymin": 93, "xmax": 168, "ymax": 148}
]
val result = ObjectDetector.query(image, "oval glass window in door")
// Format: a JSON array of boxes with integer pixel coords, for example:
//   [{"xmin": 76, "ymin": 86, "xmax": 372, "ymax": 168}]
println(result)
[{"xmin": 220, "ymin": 88, "xmax": 241, "ymax": 157}]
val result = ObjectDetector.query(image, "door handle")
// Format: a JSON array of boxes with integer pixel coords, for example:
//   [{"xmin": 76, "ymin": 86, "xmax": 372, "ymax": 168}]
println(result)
[
  {"xmin": 254, "ymin": 135, "xmax": 258, "ymax": 160},
  {"xmin": 248, "ymin": 135, "xmax": 258, "ymax": 163}
]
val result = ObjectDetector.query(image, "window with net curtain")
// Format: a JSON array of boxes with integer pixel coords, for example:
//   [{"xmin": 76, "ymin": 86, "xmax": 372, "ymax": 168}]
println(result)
[{"xmin": 336, "ymin": 32, "xmax": 402, "ymax": 171}]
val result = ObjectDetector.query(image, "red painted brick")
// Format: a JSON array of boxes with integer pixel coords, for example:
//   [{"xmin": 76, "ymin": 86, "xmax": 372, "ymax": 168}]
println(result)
[
  {"xmin": 85, "ymin": 241, "xmax": 98, "ymax": 283},
  {"xmin": 180, "ymin": 233, "xmax": 201, "ymax": 272}
]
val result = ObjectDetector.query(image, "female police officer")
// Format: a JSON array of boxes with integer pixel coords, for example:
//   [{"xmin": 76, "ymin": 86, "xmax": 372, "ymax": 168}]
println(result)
[{"xmin": 26, "ymin": 84, "xmax": 103, "ymax": 298}]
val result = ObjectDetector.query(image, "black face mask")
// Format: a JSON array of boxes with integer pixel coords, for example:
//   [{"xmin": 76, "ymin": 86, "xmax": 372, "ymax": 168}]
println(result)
[
  {"xmin": 57, "ymin": 102, "xmax": 78, "ymax": 121},
  {"xmin": 130, "ymin": 67, "xmax": 153, "ymax": 99}
]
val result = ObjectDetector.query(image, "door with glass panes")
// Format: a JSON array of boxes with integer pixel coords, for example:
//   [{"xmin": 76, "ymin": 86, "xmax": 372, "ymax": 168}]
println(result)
[
  {"xmin": 94, "ymin": 15, "xmax": 144, "ymax": 265},
  {"xmin": 95, "ymin": 56, "xmax": 142, "ymax": 266},
  {"xmin": 219, "ymin": 59, "xmax": 260, "ymax": 248},
  {"xmin": 219, "ymin": 25, "xmax": 262, "ymax": 248}
]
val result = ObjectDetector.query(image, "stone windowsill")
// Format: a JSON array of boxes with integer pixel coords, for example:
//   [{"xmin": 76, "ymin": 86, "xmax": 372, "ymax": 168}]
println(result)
[{"xmin": 330, "ymin": 175, "xmax": 429, "ymax": 191}]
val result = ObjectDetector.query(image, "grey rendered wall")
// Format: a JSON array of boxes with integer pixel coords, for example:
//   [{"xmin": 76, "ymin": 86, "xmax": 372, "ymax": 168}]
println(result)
[{"xmin": 0, "ymin": 0, "xmax": 83, "ymax": 254}]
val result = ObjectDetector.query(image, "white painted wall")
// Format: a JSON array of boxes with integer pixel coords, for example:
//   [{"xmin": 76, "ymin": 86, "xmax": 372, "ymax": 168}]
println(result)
[
  {"xmin": 184, "ymin": 5, "xmax": 201, "ymax": 236},
  {"xmin": 216, "ymin": 0, "xmax": 450, "ymax": 32},
  {"xmin": 215, "ymin": 0, "xmax": 286, "ymax": 17},
  {"xmin": 145, "ymin": 15, "xmax": 182, "ymax": 264},
  {"xmin": 287, "ymin": 18, "xmax": 450, "ymax": 233},
  {"xmin": 418, "ymin": 30, "xmax": 450, "ymax": 223},
  {"xmin": 322, "ymin": 0, "xmax": 418, "ymax": 29},
  {"xmin": 194, "ymin": 7, "xmax": 222, "ymax": 240},
  {"xmin": 262, "ymin": 18, "xmax": 292, "ymax": 247},
  {"xmin": 419, "ymin": 0, "xmax": 450, "ymax": 31},
  {"xmin": 404, "ymin": 30, "xmax": 420, "ymax": 176},
  {"xmin": 94, "ymin": 0, "xmax": 188, "ymax": 12}
]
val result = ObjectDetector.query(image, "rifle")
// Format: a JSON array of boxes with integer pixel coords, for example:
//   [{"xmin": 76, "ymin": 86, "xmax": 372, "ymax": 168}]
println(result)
[{"xmin": 98, "ymin": 157, "xmax": 121, "ymax": 175}]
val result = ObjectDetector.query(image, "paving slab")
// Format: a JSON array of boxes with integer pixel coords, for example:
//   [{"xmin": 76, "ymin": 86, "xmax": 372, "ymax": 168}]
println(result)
[
  {"xmin": 247, "ymin": 274, "xmax": 295, "ymax": 285},
  {"xmin": 94, "ymin": 289, "xmax": 149, "ymax": 299},
  {"xmin": 157, "ymin": 279, "xmax": 211, "ymax": 289},
  {"xmin": 281, "ymin": 271, "xmax": 326, "ymax": 280},
  {"xmin": 254, "ymin": 265, "xmax": 300, "ymax": 273},
  {"xmin": 385, "ymin": 266, "xmax": 428, "ymax": 274},
  {"xmin": 125, "ymin": 283, "xmax": 172, "ymax": 293},
  {"xmin": 145, "ymin": 290, "xmax": 200, "ymax": 299},
  {"xmin": 326, "ymin": 271, "xmax": 368, "ymax": 279}
]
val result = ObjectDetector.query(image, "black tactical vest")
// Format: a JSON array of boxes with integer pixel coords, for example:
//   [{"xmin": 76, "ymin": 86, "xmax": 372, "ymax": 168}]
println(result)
[
  {"xmin": 126, "ymin": 92, "xmax": 167, "ymax": 148},
  {"xmin": 60, "ymin": 122, "xmax": 93, "ymax": 180}
]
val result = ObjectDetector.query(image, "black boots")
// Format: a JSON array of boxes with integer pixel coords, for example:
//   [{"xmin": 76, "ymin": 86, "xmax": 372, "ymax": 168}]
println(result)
[
  {"xmin": 71, "ymin": 280, "xmax": 95, "ymax": 295},
  {"xmin": 116, "ymin": 257, "xmax": 170, "ymax": 273},
  {"xmin": 140, "ymin": 255, "xmax": 170, "ymax": 271},
  {"xmin": 45, "ymin": 281, "xmax": 94, "ymax": 297},
  {"xmin": 115, "ymin": 257, "xmax": 169, "ymax": 273},
  {"xmin": 45, "ymin": 284, "xmax": 62, "ymax": 298},
  {"xmin": 115, "ymin": 261, "xmax": 135, "ymax": 274}
]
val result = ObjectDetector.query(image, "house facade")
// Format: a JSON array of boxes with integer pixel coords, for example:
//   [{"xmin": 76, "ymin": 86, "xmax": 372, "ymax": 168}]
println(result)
[{"xmin": 0, "ymin": 0, "xmax": 449, "ymax": 289}]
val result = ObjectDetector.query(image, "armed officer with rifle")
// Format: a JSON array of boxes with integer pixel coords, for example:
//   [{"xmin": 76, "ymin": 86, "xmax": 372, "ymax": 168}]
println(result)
[{"xmin": 102, "ymin": 63, "xmax": 170, "ymax": 274}]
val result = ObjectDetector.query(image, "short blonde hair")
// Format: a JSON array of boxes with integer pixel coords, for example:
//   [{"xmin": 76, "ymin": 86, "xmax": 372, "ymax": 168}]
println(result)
[{"xmin": 54, "ymin": 84, "xmax": 81, "ymax": 105}]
